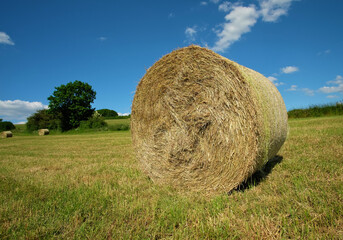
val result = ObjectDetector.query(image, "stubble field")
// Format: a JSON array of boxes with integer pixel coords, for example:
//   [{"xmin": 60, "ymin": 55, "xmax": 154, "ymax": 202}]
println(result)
[{"xmin": 0, "ymin": 116, "xmax": 342, "ymax": 239}]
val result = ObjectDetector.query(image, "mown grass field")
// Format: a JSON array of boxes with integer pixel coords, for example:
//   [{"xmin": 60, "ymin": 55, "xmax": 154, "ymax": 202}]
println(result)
[{"xmin": 0, "ymin": 116, "xmax": 342, "ymax": 239}]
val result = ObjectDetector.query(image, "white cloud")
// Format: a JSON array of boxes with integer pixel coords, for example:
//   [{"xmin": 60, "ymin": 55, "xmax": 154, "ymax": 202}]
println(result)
[
  {"xmin": 274, "ymin": 82, "xmax": 284, "ymax": 86},
  {"xmin": 268, "ymin": 76, "xmax": 277, "ymax": 82},
  {"xmin": 317, "ymin": 49, "xmax": 331, "ymax": 56},
  {"xmin": 326, "ymin": 95, "xmax": 339, "ymax": 99},
  {"xmin": 285, "ymin": 85, "xmax": 315, "ymax": 96},
  {"xmin": 287, "ymin": 85, "xmax": 297, "ymax": 91},
  {"xmin": 207, "ymin": 0, "xmax": 298, "ymax": 52},
  {"xmin": 302, "ymin": 88, "xmax": 314, "ymax": 96},
  {"xmin": 118, "ymin": 112, "xmax": 130, "ymax": 116},
  {"xmin": 168, "ymin": 12, "xmax": 175, "ymax": 18},
  {"xmin": 0, "ymin": 100, "xmax": 48, "ymax": 121},
  {"xmin": 268, "ymin": 76, "xmax": 284, "ymax": 86},
  {"xmin": 200, "ymin": 1, "xmax": 208, "ymax": 6},
  {"xmin": 0, "ymin": 32, "xmax": 15, "ymax": 45},
  {"xmin": 259, "ymin": 0, "xmax": 296, "ymax": 22},
  {"xmin": 97, "ymin": 37, "xmax": 107, "ymax": 41},
  {"xmin": 319, "ymin": 75, "xmax": 343, "ymax": 94},
  {"xmin": 218, "ymin": 1, "xmax": 232, "ymax": 12},
  {"xmin": 281, "ymin": 66, "xmax": 299, "ymax": 74},
  {"xmin": 185, "ymin": 27, "xmax": 197, "ymax": 36},
  {"xmin": 185, "ymin": 27, "xmax": 197, "ymax": 42},
  {"xmin": 327, "ymin": 75, "xmax": 343, "ymax": 85},
  {"xmin": 212, "ymin": 5, "xmax": 259, "ymax": 52}
]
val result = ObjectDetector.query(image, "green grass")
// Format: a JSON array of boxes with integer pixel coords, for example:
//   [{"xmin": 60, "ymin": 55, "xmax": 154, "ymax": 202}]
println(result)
[
  {"xmin": 105, "ymin": 118, "xmax": 130, "ymax": 126},
  {"xmin": 1, "ymin": 116, "xmax": 342, "ymax": 239},
  {"xmin": 105, "ymin": 118, "xmax": 130, "ymax": 131}
]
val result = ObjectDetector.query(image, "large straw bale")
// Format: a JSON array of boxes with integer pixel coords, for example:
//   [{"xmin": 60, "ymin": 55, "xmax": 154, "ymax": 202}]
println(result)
[
  {"xmin": 131, "ymin": 45, "xmax": 288, "ymax": 193},
  {"xmin": 1, "ymin": 131, "xmax": 13, "ymax": 138},
  {"xmin": 38, "ymin": 129, "xmax": 49, "ymax": 136}
]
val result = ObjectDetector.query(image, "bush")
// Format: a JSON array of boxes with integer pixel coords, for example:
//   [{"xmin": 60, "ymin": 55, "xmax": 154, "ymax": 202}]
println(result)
[
  {"xmin": 0, "ymin": 121, "xmax": 16, "ymax": 131},
  {"xmin": 108, "ymin": 124, "xmax": 130, "ymax": 131},
  {"xmin": 79, "ymin": 112, "xmax": 108, "ymax": 130},
  {"xmin": 113, "ymin": 115, "xmax": 131, "ymax": 119},
  {"xmin": 288, "ymin": 102, "xmax": 343, "ymax": 118},
  {"xmin": 26, "ymin": 109, "xmax": 61, "ymax": 132},
  {"xmin": 97, "ymin": 109, "xmax": 118, "ymax": 118}
]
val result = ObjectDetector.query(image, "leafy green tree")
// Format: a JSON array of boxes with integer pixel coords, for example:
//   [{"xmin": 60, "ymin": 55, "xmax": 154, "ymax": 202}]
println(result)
[
  {"xmin": 0, "ymin": 121, "xmax": 15, "ymax": 131},
  {"xmin": 26, "ymin": 109, "xmax": 61, "ymax": 132},
  {"xmin": 48, "ymin": 80, "xmax": 96, "ymax": 131},
  {"xmin": 97, "ymin": 109, "xmax": 118, "ymax": 118}
]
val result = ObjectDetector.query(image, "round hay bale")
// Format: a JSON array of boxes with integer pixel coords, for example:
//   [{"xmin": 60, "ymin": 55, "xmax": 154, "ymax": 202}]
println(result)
[
  {"xmin": 38, "ymin": 129, "xmax": 49, "ymax": 136},
  {"xmin": 1, "ymin": 131, "xmax": 13, "ymax": 138},
  {"xmin": 131, "ymin": 45, "xmax": 288, "ymax": 193}
]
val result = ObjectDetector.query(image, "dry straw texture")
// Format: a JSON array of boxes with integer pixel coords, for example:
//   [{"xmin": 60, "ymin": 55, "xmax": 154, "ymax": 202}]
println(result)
[
  {"xmin": 131, "ymin": 45, "xmax": 288, "ymax": 194},
  {"xmin": 1, "ymin": 131, "xmax": 13, "ymax": 138},
  {"xmin": 38, "ymin": 129, "xmax": 49, "ymax": 136}
]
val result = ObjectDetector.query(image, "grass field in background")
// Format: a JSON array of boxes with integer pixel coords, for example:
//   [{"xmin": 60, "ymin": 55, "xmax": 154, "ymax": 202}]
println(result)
[
  {"xmin": 105, "ymin": 118, "xmax": 130, "ymax": 131},
  {"xmin": 288, "ymin": 102, "xmax": 343, "ymax": 118},
  {"xmin": 11, "ymin": 119, "xmax": 130, "ymax": 136},
  {"xmin": 1, "ymin": 116, "xmax": 342, "ymax": 239}
]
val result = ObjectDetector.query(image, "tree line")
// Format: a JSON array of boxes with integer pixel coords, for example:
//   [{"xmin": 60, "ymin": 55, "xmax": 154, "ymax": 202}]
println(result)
[
  {"xmin": 26, "ymin": 80, "xmax": 127, "ymax": 132},
  {"xmin": 288, "ymin": 102, "xmax": 343, "ymax": 118},
  {"xmin": 0, "ymin": 118, "xmax": 16, "ymax": 131}
]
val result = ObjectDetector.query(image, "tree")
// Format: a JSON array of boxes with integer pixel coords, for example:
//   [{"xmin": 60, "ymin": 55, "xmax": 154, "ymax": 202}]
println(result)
[
  {"xmin": 0, "ymin": 121, "xmax": 15, "ymax": 131},
  {"xmin": 79, "ymin": 111, "xmax": 108, "ymax": 130},
  {"xmin": 97, "ymin": 109, "xmax": 118, "ymax": 118},
  {"xmin": 48, "ymin": 80, "xmax": 96, "ymax": 131},
  {"xmin": 26, "ymin": 109, "xmax": 61, "ymax": 132}
]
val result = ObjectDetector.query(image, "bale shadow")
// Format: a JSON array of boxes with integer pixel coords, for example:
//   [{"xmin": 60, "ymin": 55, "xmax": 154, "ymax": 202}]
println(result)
[{"xmin": 228, "ymin": 155, "xmax": 284, "ymax": 195}]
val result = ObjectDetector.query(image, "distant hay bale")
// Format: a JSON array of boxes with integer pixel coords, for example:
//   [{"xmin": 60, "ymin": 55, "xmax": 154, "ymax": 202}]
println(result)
[
  {"xmin": 131, "ymin": 45, "xmax": 288, "ymax": 193},
  {"xmin": 38, "ymin": 129, "xmax": 49, "ymax": 136},
  {"xmin": 1, "ymin": 131, "xmax": 13, "ymax": 138}
]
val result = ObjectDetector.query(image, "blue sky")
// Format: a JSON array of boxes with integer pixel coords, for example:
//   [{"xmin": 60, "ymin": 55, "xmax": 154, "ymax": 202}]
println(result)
[{"xmin": 1, "ymin": 0, "xmax": 342, "ymax": 123}]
